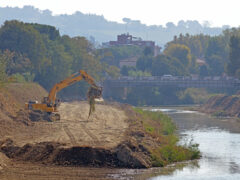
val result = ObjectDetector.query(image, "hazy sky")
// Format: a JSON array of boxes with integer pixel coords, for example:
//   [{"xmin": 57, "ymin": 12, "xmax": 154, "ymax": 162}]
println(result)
[{"xmin": 1, "ymin": 0, "xmax": 240, "ymax": 27}]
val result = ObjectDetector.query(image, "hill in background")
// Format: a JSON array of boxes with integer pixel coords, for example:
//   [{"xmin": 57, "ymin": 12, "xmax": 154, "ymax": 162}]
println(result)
[{"xmin": 0, "ymin": 6, "xmax": 228, "ymax": 47}]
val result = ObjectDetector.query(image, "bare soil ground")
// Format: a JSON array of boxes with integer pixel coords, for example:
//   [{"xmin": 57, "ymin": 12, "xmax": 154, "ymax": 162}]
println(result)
[
  {"xmin": 1, "ymin": 101, "xmax": 128, "ymax": 148},
  {"xmin": 57, "ymin": 101, "xmax": 129, "ymax": 148},
  {"xmin": 0, "ymin": 153, "xmax": 122, "ymax": 180}
]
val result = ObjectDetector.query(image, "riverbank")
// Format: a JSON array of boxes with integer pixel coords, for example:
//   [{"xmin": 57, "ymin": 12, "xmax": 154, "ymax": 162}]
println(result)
[
  {"xmin": 133, "ymin": 108, "xmax": 200, "ymax": 167},
  {"xmin": 199, "ymin": 94, "xmax": 240, "ymax": 117}
]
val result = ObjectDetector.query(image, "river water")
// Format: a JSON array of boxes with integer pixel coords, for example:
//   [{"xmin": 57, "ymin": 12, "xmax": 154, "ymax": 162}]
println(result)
[
  {"xmin": 148, "ymin": 107, "xmax": 240, "ymax": 180},
  {"xmin": 109, "ymin": 107, "xmax": 240, "ymax": 180}
]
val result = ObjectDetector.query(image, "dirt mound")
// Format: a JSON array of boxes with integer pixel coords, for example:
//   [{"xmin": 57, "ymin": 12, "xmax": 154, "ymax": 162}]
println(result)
[
  {"xmin": 4, "ymin": 83, "xmax": 48, "ymax": 106},
  {"xmin": 0, "ymin": 152, "xmax": 10, "ymax": 171},
  {"xmin": 0, "ymin": 138, "xmax": 151, "ymax": 168},
  {"xmin": 200, "ymin": 94, "xmax": 240, "ymax": 117},
  {"xmin": 0, "ymin": 82, "xmax": 47, "ymax": 117}
]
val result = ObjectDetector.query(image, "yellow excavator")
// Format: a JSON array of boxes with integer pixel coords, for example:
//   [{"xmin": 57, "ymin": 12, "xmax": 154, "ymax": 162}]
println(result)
[{"xmin": 25, "ymin": 70, "xmax": 103, "ymax": 121}]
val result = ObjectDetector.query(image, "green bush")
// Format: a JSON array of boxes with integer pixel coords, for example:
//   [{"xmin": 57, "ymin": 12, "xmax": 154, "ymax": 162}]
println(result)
[
  {"xmin": 9, "ymin": 73, "xmax": 26, "ymax": 83},
  {"xmin": 133, "ymin": 107, "xmax": 201, "ymax": 167},
  {"xmin": 151, "ymin": 144, "xmax": 200, "ymax": 167}
]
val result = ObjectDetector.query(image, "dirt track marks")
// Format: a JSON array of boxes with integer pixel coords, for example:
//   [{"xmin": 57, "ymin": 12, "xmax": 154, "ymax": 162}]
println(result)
[
  {"xmin": 63, "ymin": 125, "xmax": 77, "ymax": 146},
  {"xmin": 2, "ymin": 101, "xmax": 128, "ymax": 149},
  {"xmin": 79, "ymin": 123, "xmax": 100, "ymax": 146}
]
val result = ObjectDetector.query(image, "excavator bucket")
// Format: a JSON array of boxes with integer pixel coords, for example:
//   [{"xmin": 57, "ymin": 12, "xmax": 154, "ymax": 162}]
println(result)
[
  {"xmin": 87, "ymin": 86, "xmax": 102, "ymax": 99},
  {"xmin": 87, "ymin": 86, "xmax": 103, "ymax": 118}
]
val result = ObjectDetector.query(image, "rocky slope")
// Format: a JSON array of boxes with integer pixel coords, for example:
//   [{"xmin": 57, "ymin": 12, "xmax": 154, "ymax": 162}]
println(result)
[{"xmin": 200, "ymin": 94, "xmax": 240, "ymax": 117}]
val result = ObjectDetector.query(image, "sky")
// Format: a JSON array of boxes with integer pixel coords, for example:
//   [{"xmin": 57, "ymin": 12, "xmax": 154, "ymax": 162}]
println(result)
[{"xmin": 1, "ymin": 0, "xmax": 240, "ymax": 27}]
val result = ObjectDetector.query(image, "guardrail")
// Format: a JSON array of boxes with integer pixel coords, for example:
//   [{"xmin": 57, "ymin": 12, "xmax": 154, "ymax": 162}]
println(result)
[{"xmin": 103, "ymin": 76, "xmax": 240, "ymax": 88}]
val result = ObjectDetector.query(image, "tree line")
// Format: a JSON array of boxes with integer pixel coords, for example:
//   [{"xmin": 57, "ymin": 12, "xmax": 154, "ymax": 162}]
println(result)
[
  {"xmin": 118, "ymin": 28, "xmax": 240, "ymax": 79},
  {"xmin": 0, "ymin": 20, "xmax": 117, "ymax": 98}
]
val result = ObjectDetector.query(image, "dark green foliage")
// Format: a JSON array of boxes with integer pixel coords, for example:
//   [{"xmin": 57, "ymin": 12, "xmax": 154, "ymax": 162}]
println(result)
[
  {"xmin": 0, "ymin": 20, "xmax": 46, "ymax": 71},
  {"xmin": 0, "ymin": 51, "xmax": 7, "ymax": 82},
  {"xmin": 152, "ymin": 55, "xmax": 187, "ymax": 76},
  {"xmin": 205, "ymin": 37, "xmax": 226, "ymax": 59},
  {"xmin": 178, "ymin": 88, "xmax": 210, "ymax": 104},
  {"xmin": 204, "ymin": 37, "xmax": 227, "ymax": 75},
  {"xmin": 0, "ymin": 50, "xmax": 33, "ymax": 82},
  {"xmin": 124, "ymin": 87, "xmax": 182, "ymax": 106},
  {"xmin": 166, "ymin": 33, "xmax": 210, "ymax": 58},
  {"xmin": 120, "ymin": 66, "xmax": 129, "ymax": 76},
  {"xmin": 199, "ymin": 65, "xmax": 209, "ymax": 77},
  {"xmin": 143, "ymin": 46, "xmax": 153, "ymax": 56},
  {"xmin": 207, "ymin": 55, "xmax": 225, "ymax": 76},
  {"xmin": 227, "ymin": 36, "xmax": 240, "ymax": 77},
  {"xmin": 136, "ymin": 55, "xmax": 153, "ymax": 72},
  {"xmin": 166, "ymin": 33, "xmax": 229, "ymax": 76},
  {"xmin": 164, "ymin": 43, "xmax": 192, "ymax": 67},
  {"xmin": 0, "ymin": 20, "xmax": 105, "ymax": 98},
  {"xmin": 97, "ymin": 45, "xmax": 142, "ymax": 66},
  {"xmin": 135, "ymin": 50, "xmax": 188, "ymax": 77},
  {"xmin": 5, "ymin": 50, "xmax": 32, "ymax": 75},
  {"xmin": 31, "ymin": 23, "xmax": 60, "ymax": 40}
]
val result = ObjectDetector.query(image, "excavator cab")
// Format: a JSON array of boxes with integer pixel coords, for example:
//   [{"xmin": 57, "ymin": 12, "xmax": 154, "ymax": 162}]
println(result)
[
  {"xmin": 25, "ymin": 100, "xmax": 38, "ymax": 110},
  {"xmin": 42, "ymin": 97, "xmax": 61, "ymax": 107}
]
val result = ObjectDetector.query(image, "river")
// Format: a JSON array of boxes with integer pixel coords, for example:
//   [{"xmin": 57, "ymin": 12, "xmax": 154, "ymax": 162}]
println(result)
[{"xmin": 108, "ymin": 107, "xmax": 240, "ymax": 179}]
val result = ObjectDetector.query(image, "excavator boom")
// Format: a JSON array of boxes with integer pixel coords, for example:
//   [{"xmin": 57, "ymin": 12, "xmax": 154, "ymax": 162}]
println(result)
[{"xmin": 47, "ymin": 70, "xmax": 99, "ymax": 105}]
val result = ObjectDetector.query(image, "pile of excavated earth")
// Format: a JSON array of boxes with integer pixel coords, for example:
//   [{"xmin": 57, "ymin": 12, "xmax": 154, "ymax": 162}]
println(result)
[{"xmin": 0, "ymin": 83, "xmax": 162, "ymax": 172}]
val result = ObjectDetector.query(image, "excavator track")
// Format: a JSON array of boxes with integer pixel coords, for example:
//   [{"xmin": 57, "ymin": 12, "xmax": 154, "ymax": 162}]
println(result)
[{"xmin": 62, "ymin": 125, "xmax": 77, "ymax": 146}]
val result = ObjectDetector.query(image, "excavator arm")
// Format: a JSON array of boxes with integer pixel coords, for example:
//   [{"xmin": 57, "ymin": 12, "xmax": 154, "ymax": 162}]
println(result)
[{"xmin": 47, "ymin": 70, "xmax": 99, "ymax": 105}]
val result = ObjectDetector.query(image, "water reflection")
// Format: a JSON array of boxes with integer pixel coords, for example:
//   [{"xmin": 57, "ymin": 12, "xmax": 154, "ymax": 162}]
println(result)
[{"xmin": 150, "ymin": 108, "xmax": 199, "ymax": 114}]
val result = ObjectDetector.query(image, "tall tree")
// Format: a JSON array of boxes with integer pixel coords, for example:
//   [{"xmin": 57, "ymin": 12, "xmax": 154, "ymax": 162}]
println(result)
[
  {"xmin": 227, "ymin": 36, "xmax": 240, "ymax": 76},
  {"xmin": 0, "ymin": 51, "xmax": 7, "ymax": 82},
  {"xmin": 164, "ymin": 43, "xmax": 192, "ymax": 68},
  {"xmin": 151, "ymin": 55, "xmax": 186, "ymax": 76},
  {"xmin": 0, "ymin": 20, "xmax": 46, "ymax": 71}
]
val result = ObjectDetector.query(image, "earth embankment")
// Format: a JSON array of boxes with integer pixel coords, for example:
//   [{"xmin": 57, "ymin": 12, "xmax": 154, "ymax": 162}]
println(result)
[{"xmin": 200, "ymin": 94, "xmax": 240, "ymax": 117}]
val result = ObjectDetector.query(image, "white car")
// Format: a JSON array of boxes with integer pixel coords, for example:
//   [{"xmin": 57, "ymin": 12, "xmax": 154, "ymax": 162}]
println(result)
[{"xmin": 161, "ymin": 74, "xmax": 174, "ymax": 80}]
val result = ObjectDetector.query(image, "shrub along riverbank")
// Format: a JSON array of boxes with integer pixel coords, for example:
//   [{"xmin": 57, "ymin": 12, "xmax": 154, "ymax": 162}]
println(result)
[{"xmin": 133, "ymin": 108, "xmax": 200, "ymax": 167}]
